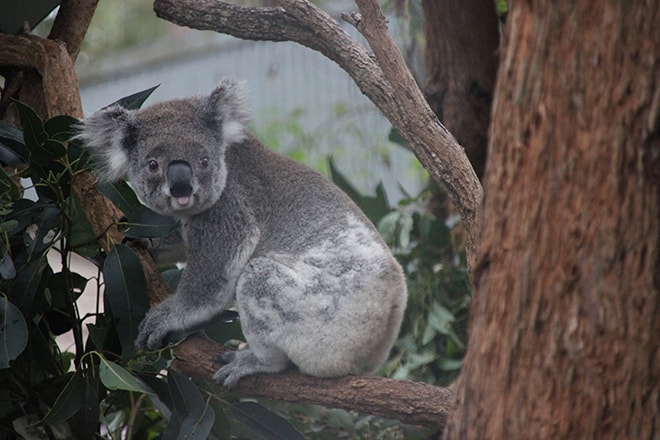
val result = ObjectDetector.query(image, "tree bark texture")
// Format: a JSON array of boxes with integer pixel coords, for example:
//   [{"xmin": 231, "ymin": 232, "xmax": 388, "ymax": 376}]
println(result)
[
  {"xmin": 173, "ymin": 335, "xmax": 453, "ymax": 430},
  {"xmin": 446, "ymin": 1, "xmax": 660, "ymax": 439},
  {"xmin": 153, "ymin": 0, "xmax": 483, "ymax": 270},
  {"xmin": 422, "ymin": 0, "xmax": 499, "ymax": 180}
]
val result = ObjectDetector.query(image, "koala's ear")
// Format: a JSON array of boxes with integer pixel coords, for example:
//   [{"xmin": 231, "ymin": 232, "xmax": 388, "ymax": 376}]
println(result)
[
  {"xmin": 75, "ymin": 105, "xmax": 137, "ymax": 182},
  {"xmin": 206, "ymin": 79, "xmax": 252, "ymax": 146}
]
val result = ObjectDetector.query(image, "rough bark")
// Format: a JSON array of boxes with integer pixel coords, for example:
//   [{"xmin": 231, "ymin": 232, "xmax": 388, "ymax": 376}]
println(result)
[
  {"xmin": 422, "ymin": 0, "xmax": 499, "ymax": 180},
  {"xmin": 48, "ymin": 0, "xmax": 100, "ymax": 62},
  {"xmin": 153, "ymin": 0, "xmax": 483, "ymax": 270},
  {"xmin": 0, "ymin": 34, "xmax": 82, "ymax": 120},
  {"xmin": 0, "ymin": 0, "xmax": 98, "ymax": 124},
  {"xmin": 173, "ymin": 335, "xmax": 453, "ymax": 430},
  {"xmin": 445, "ymin": 1, "xmax": 660, "ymax": 438}
]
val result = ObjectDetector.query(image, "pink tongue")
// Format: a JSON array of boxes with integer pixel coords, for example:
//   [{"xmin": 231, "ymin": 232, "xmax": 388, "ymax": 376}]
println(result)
[{"xmin": 177, "ymin": 196, "xmax": 190, "ymax": 206}]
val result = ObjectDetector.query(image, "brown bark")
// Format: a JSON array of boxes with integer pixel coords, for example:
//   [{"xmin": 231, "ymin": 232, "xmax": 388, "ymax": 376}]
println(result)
[
  {"xmin": 48, "ymin": 0, "xmax": 100, "ymax": 62},
  {"xmin": 173, "ymin": 335, "xmax": 453, "ymax": 429},
  {"xmin": 0, "ymin": 34, "xmax": 82, "ymax": 120},
  {"xmin": 422, "ymin": 0, "xmax": 499, "ymax": 180},
  {"xmin": 446, "ymin": 1, "xmax": 660, "ymax": 439},
  {"xmin": 153, "ymin": 0, "xmax": 483, "ymax": 271}
]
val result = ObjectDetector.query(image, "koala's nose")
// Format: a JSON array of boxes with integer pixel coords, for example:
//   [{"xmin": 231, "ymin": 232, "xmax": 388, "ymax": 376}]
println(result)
[{"xmin": 167, "ymin": 160, "xmax": 193, "ymax": 198}]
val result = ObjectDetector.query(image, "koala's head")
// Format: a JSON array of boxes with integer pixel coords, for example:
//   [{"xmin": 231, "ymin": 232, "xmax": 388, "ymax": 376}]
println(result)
[{"xmin": 76, "ymin": 79, "xmax": 251, "ymax": 217}]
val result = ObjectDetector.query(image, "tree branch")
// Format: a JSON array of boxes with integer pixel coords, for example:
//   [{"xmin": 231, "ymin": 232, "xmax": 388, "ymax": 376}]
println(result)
[
  {"xmin": 153, "ymin": 0, "xmax": 483, "ymax": 269},
  {"xmin": 172, "ymin": 335, "xmax": 453, "ymax": 430},
  {"xmin": 48, "ymin": 0, "xmax": 100, "ymax": 62}
]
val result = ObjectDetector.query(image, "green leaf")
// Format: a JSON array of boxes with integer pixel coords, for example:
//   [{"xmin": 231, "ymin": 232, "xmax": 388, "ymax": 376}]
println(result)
[
  {"xmin": 0, "ymin": 242, "xmax": 16, "ymax": 280},
  {"xmin": 328, "ymin": 158, "xmax": 389, "ymax": 225},
  {"xmin": 44, "ymin": 115, "xmax": 79, "ymax": 142},
  {"xmin": 69, "ymin": 194, "xmax": 101, "ymax": 259},
  {"xmin": 0, "ymin": 296, "xmax": 28, "ymax": 368},
  {"xmin": 0, "ymin": 119, "xmax": 24, "ymax": 143},
  {"xmin": 179, "ymin": 401, "xmax": 215, "ymax": 440},
  {"xmin": 437, "ymin": 357, "xmax": 464, "ymax": 372},
  {"xmin": 103, "ymin": 244, "xmax": 149, "ymax": 362},
  {"xmin": 99, "ymin": 357, "xmax": 152, "ymax": 394},
  {"xmin": 0, "ymin": 120, "xmax": 28, "ymax": 166},
  {"xmin": 97, "ymin": 180, "xmax": 143, "ymax": 218},
  {"xmin": 0, "ymin": 166, "xmax": 20, "ymax": 200},
  {"xmin": 167, "ymin": 370, "xmax": 204, "ymax": 415},
  {"xmin": 24, "ymin": 206, "xmax": 61, "ymax": 258},
  {"xmin": 37, "ymin": 371, "xmax": 84, "ymax": 426},
  {"xmin": 98, "ymin": 180, "xmax": 178, "ymax": 238},
  {"xmin": 122, "ymin": 206, "xmax": 179, "ymax": 239},
  {"xmin": 13, "ymin": 100, "xmax": 46, "ymax": 153},
  {"xmin": 15, "ymin": 257, "xmax": 50, "ymax": 315},
  {"xmin": 111, "ymin": 85, "xmax": 159, "ymax": 110},
  {"xmin": 230, "ymin": 401, "xmax": 305, "ymax": 440}
]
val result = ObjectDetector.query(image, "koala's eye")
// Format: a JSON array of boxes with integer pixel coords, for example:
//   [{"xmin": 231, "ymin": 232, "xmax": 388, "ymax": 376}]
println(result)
[
  {"xmin": 148, "ymin": 159, "xmax": 159, "ymax": 171},
  {"xmin": 200, "ymin": 157, "xmax": 210, "ymax": 168}
]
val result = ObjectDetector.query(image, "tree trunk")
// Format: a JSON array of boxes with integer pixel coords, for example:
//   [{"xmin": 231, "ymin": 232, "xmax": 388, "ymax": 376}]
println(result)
[
  {"xmin": 445, "ymin": 1, "xmax": 660, "ymax": 439},
  {"xmin": 422, "ymin": 0, "xmax": 499, "ymax": 180}
]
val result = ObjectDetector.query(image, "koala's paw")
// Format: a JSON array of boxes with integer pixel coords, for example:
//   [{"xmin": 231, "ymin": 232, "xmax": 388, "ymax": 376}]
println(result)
[
  {"xmin": 213, "ymin": 350, "xmax": 260, "ymax": 389},
  {"xmin": 135, "ymin": 303, "xmax": 176, "ymax": 351}
]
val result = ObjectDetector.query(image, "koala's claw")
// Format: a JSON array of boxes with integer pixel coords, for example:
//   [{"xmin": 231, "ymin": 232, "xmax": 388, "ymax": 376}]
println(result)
[{"xmin": 213, "ymin": 365, "xmax": 241, "ymax": 389}]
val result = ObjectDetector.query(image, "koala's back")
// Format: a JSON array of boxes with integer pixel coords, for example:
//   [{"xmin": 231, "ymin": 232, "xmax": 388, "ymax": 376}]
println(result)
[
  {"xmin": 224, "ymin": 134, "xmax": 376, "ymax": 252},
  {"xmin": 221, "ymin": 135, "xmax": 407, "ymax": 377}
]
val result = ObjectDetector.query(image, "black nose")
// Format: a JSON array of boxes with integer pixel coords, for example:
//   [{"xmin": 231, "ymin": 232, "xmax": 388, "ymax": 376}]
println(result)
[{"xmin": 167, "ymin": 160, "xmax": 193, "ymax": 197}]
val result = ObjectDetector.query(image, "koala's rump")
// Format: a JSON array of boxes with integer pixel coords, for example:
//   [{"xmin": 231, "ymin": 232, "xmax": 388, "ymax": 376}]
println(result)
[{"xmin": 233, "ymin": 216, "xmax": 406, "ymax": 377}]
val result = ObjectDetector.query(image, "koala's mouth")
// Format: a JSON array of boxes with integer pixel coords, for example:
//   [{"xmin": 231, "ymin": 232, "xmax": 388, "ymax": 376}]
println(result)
[{"xmin": 171, "ymin": 195, "xmax": 194, "ymax": 211}]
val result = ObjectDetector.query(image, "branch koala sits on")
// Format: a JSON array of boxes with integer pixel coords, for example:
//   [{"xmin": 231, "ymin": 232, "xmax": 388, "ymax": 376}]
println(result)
[{"xmin": 77, "ymin": 80, "xmax": 408, "ymax": 389}]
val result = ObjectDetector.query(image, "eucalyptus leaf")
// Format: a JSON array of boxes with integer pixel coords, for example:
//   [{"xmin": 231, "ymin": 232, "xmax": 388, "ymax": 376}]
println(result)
[
  {"xmin": 103, "ymin": 244, "xmax": 148, "ymax": 361},
  {"xmin": 0, "ymin": 296, "xmax": 28, "ymax": 368},
  {"xmin": 167, "ymin": 370, "xmax": 205, "ymax": 415},
  {"xmin": 69, "ymin": 194, "xmax": 101, "ymax": 259},
  {"xmin": 0, "ymin": 243, "xmax": 16, "ymax": 280},
  {"xmin": 179, "ymin": 401, "xmax": 215, "ymax": 440},
  {"xmin": 111, "ymin": 85, "xmax": 159, "ymax": 110},
  {"xmin": 230, "ymin": 401, "xmax": 305, "ymax": 440},
  {"xmin": 13, "ymin": 101, "xmax": 46, "ymax": 156},
  {"xmin": 37, "ymin": 372, "xmax": 85, "ymax": 426},
  {"xmin": 0, "ymin": 166, "xmax": 20, "ymax": 200},
  {"xmin": 44, "ymin": 115, "xmax": 79, "ymax": 142},
  {"xmin": 0, "ymin": 138, "xmax": 26, "ymax": 167},
  {"xmin": 328, "ymin": 158, "xmax": 389, "ymax": 225},
  {"xmin": 99, "ymin": 358, "xmax": 153, "ymax": 394},
  {"xmin": 97, "ymin": 180, "xmax": 143, "ymax": 218},
  {"xmin": 122, "ymin": 206, "xmax": 179, "ymax": 239},
  {"xmin": 0, "ymin": 120, "xmax": 25, "ymax": 143}
]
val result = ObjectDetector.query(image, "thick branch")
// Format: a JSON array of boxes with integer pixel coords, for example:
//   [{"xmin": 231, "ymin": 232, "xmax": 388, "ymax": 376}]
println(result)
[
  {"xmin": 173, "ymin": 335, "xmax": 453, "ymax": 430},
  {"xmin": 0, "ymin": 34, "xmax": 82, "ymax": 119},
  {"xmin": 48, "ymin": 0, "xmax": 101, "ymax": 62},
  {"xmin": 153, "ymin": 0, "xmax": 483, "ymax": 269}
]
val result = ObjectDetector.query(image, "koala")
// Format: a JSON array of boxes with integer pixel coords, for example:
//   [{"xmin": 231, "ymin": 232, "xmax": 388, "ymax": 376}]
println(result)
[{"xmin": 77, "ymin": 80, "xmax": 407, "ymax": 388}]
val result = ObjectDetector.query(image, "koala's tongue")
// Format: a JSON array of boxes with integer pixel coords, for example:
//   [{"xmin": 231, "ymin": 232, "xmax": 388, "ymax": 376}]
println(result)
[{"xmin": 176, "ymin": 196, "xmax": 190, "ymax": 206}]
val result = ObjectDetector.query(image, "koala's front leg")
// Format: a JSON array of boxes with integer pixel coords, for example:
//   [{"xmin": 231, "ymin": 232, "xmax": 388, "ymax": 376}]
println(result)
[{"xmin": 135, "ymin": 224, "xmax": 260, "ymax": 352}]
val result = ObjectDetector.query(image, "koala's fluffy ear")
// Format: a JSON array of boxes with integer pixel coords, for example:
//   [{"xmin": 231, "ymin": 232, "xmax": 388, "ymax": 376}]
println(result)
[
  {"xmin": 75, "ymin": 105, "xmax": 137, "ymax": 182},
  {"xmin": 206, "ymin": 79, "xmax": 252, "ymax": 146}
]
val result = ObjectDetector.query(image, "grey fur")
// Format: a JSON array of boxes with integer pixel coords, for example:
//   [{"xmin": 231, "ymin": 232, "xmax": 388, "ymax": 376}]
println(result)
[{"xmin": 77, "ymin": 80, "xmax": 407, "ymax": 388}]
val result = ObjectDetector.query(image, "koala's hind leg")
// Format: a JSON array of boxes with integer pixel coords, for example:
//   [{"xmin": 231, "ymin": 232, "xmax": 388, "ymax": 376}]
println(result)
[{"xmin": 213, "ymin": 345, "xmax": 290, "ymax": 389}]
